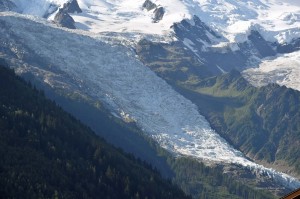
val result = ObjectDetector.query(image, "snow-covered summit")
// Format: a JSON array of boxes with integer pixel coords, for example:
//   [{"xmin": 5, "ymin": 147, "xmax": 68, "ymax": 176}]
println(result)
[{"xmin": 8, "ymin": 0, "xmax": 300, "ymax": 44}]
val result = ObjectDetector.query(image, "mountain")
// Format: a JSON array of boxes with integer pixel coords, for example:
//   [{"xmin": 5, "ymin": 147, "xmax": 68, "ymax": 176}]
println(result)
[
  {"xmin": 173, "ymin": 70, "xmax": 300, "ymax": 177},
  {"xmin": 1, "ymin": 12, "xmax": 299, "ymax": 195},
  {"xmin": 0, "ymin": 61, "xmax": 277, "ymax": 199},
  {"xmin": 1, "ymin": 0, "xmax": 300, "ymax": 197},
  {"xmin": 9, "ymin": 0, "xmax": 300, "ymax": 41},
  {"xmin": 0, "ymin": 64, "xmax": 191, "ymax": 199},
  {"xmin": 137, "ymin": 34, "xmax": 300, "ymax": 181},
  {"xmin": 6, "ymin": 1, "xmax": 299, "ymax": 93},
  {"xmin": 243, "ymin": 51, "xmax": 300, "ymax": 92}
]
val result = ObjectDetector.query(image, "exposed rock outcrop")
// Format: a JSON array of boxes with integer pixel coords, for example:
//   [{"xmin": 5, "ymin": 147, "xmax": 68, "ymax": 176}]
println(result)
[
  {"xmin": 247, "ymin": 30, "xmax": 276, "ymax": 57},
  {"xmin": 277, "ymin": 37, "xmax": 300, "ymax": 54},
  {"xmin": 142, "ymin": 0, "xmax": 157, "ymax": 11},
  {"xmin": 53, "ymin": 0, "xmax": 83, "ymax": 29},
  {"xmin": 172, "ymin": 15, "xmax": 220, "ymax": 45},
  {"xmin": 142, "ymin": 0, "xmax": 164, "ymax": 23},
  {"xmin": 62, "ymin": 0, "xmax": 82, "ymax": 14},
  {"xmin": 54, "ymin": 9, "xmax": 76, "ymax": 29},
  {"xmin": 153, "ymin": 7, "xmax": 164, "ymax": 23}
]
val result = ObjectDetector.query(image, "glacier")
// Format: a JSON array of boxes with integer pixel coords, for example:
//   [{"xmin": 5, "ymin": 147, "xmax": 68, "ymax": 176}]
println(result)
[
  {"xmin": 0, "ymin": 13, "xmax": 299, "ymax": 190},
  {"xmin": 243, "ymin": 51, "xmax": 300, "ymax": 92}
]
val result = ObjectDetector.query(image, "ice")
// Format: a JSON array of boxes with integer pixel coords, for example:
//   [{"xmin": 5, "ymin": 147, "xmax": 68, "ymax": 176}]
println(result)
[
  {"xmin": 217, "ymin": 65, "xmax": 226, "ymax": 73},
  {"xmin": 183, "ymin": 38, "xmax": 198, "ymax": 53},
  {"xmin": 72, "ymin": 0, "xmax": 300, "ymax": 44},
  {"xmin": 7, "ymin": 0, "xmax": 300, "ymax": 44},
  {"xmin": 243, "ymin": 51, "xmax": 300, "ymax": 91},
  {"xmin": 10, "ymin": 0, "xmax": 67, "ymax": 16},
  {"xmin": 1, "ymin": 13, "xmax": 299, "ymax": 189}
]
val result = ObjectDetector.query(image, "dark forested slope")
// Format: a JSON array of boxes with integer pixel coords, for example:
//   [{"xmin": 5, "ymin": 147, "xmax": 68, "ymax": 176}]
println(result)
[{"xmin": 0, "ymin": 65, "xmax": 190, "ymax": 199}]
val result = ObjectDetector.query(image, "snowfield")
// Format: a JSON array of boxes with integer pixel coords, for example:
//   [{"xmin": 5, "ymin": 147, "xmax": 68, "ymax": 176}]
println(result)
[
  {"xmin": 1, "ymin": 13, "xmax": 299, "ymax": 189},
  {"xmin": 243, "ymin": 51, "xmax": 300, "ymax": 91},
  {"xmin": 9, "ymin": 0, "xmax": 300, "ymax": 44}
]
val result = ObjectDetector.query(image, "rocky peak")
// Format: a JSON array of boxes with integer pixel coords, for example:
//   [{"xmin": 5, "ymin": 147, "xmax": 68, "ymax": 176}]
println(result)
[
  {"xmin": 247, "ymin": 30, "xmax": 276, "ymax": 57},
  {"xmin": 277, "ymin": 37, "xmax": 300, "ymax": 54},
  {"xmin": 193, "ymin": 16, "xmax": 221, "ymax": 39},
  {"xmin": 62, "ymin": 0, "xmax": 82, "ymax": 14},
  {"xmin": 53, "ymin": 0, "xmax": 82, "ymax": 29},
  {"xmin": 172, "ymin": 16, "xmax": 219, "ymax": 45},
  {"xmin": 54, "ymin": 9, "xmax": 76, "ymax": 29},
  {"xmin": 142, "ymin": 0, "xmax": 157, "ymax": 11},
  {"xmin": 142, "ymin": 0, "xmax": 164, "ymax": 23},
  {"xmin": 153, "ymin": 7, "xmax": 165, "ymax": 23}
]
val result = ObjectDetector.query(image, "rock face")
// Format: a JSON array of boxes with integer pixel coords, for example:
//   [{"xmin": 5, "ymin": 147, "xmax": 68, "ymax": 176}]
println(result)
[
  {"xmin": 277, "ymin": 38, "xmax": 300, "ymax": 54},
  {"xmin": 142, "ymin": 0, "xmax": 157, "ymax": 11},
  {"xmin": 142, "ymin": 0, "xmax": 164, "ymax": 23},
  {"xmin": 43, "ymin": 4, "xmax": 59, "ymax": 18},
  {"xmin": 169, "ymin": 15, "xmax": 278, "ymax": 74},
  {"xmin": 172, "ymin": 15, "xmax": 220, "ymax": 44},
  {"xmin": 153, "ymin": 7, "xmax": 164, "ymax": 23},
  {"xmin": 247, "ymin": 30, "xmax": 276, "ymax": 57},
  {"xmin": 0, "ymin": 0, "xmax": 16, "ymax": 12},
  {"xmin": 63, "ymin": 0, "xmax": 82, "ymax": 14},
  {"xmin": 54, "ymin": 9, "xmax": 76, "ymax": 29},
  {"xmin": 53, "ymin": 0, "xmax": 83, "ymax": 29}
]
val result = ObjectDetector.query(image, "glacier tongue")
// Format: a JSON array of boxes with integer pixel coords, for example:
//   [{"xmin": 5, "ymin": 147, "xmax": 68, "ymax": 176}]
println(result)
[
  {"xmin": 243, "ymin": 51, "xmax": 300, "ymax": 92},
  {"xmin": 1, "ymin": 13, "xmax": 300, "ymax": 189}
]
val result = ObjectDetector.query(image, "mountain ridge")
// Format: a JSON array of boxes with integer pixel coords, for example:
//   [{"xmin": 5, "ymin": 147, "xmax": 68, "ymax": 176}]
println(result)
[
  {"xmin": 174, "ymin": 70, "xmax": 300, "ymax": 178},
  {"xmin": 0, "ymin": 13, "xmax": 299, "ymax": 192},
  {"xmin": 7, "ymin": 0, "xmax": 300, "ymax": 44},
  {"xmin": 1, "ymin": 1, "xmax": 300, "ymax": 196}
]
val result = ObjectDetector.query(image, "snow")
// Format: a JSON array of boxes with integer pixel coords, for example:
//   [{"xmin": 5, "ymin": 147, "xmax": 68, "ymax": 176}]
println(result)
[
  {"xmin": 217, "ymin": 65, "xmax": 226, "ymax": 73},
  {"xmin": 1, "ymin": 12, "xmax": 299, "ymax": 189},
  {"xmin": 10, "ymin": 0, "xmax": 66, "ymax": 16},
  {"xmin": 183, "ymin": 38, "xmax": 198, "ymax": 53},
  {"xmin": 72, "ymin": 0, "xmax": 188, "ymax": 37},
  {"xmin": 242, "ymin": 51, "xmax": 300, "ymax": 91},
  {"xmin": 8, "ymin": 0, "xmax": 300, "ymax": 44}
]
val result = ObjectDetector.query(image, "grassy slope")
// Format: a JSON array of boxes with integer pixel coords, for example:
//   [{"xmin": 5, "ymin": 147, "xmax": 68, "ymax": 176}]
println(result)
[{"xmin": 178, "ymin": 70, "xmax": 300, "ymax": 176}]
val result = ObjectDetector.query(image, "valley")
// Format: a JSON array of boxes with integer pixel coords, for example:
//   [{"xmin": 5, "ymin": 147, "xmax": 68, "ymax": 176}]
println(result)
[{"xmin": 0, "ymin": 0, "xmax": 300, "ymax": 198}]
